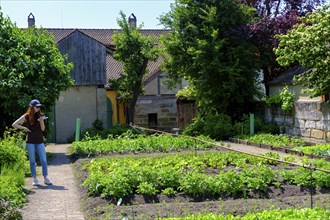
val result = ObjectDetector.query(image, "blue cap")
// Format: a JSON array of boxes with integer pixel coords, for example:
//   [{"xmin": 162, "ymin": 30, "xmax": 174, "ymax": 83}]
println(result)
[{"xmin": 29, "ymin": 99, "xmax": 42, "ymax": 107}]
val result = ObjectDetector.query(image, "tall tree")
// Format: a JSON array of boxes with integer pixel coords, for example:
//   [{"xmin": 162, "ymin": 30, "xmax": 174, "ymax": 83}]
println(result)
[
  {"xmin": 159, "ymin": 0, "xmax": 261, "ymax": 118},
  {"xmin": 275, "ymin": 6, "xmax": 330, "ymax": 97},
  {"xmin": 242, "ymin": 0, "xmax": 326, "ymax": 95},
  {"xmin": 111, "ymin": 11, "xmax": 159, "ymax": 124},
  {"xmin": 239, "ymin": 0, "xmax": 325, "ymax": 17},
  {"xmin": 0, "ymin": 11, "xmax": 73, "ymax": 134}
]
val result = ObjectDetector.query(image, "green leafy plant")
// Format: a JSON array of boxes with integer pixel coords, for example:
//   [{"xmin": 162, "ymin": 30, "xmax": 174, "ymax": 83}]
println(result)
[
  {"xmin": 233, "ymin": 115, "xmax": 280, "ymax": 136},
  {"xmin": 183, "ymin": 113, "xmax": 234, "ymax": 140},
  {"xmin": 0, "ymin": 199, "xmax": 22, "ymax": 220},
  {"xmin": 297, "ymin": 144, "xmax": 330, "ymax": 157},
  {"xmin": 136, "ymin": 182, "xmax": 158, "ymax": 196},
  {"xmin": 279, "ymin": 86, "xmax": 295, "ymax": 111},
  {"xmin": 159, "ymin": 208, "xmax": 330, "ymax": 219},
  {"xmin": 161, "ymin": 187, "xmax": 177, "ymax": 196},
  {"xmin": 266, "ymin": 86, "xmax": 295, "ymax": 112}
]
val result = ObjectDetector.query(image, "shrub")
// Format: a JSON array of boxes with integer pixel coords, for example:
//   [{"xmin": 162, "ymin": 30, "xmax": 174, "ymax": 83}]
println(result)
[
  {"xmin": 233, "ymin": 115, "xmax": 280, "ymax": 136},
  {"xmin": 0, "ymin": 199, "xmax": 22, "ymax": 220},
  {"xmin": 0, "ymin": 134, "xmax": 28, "ymax": 173},
  {"xmin": 67, "ymin": 119, "xmax": 137, "ymax": 142},
  {"xmin": 183, "ymin": 114, "xmax": 233, "ymax": 140}
]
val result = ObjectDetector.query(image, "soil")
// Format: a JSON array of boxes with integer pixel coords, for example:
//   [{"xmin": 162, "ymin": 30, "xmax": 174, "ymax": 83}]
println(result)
[{"xmin": 71, "ymin": 149, "xmax": 330, "ymax": 220}]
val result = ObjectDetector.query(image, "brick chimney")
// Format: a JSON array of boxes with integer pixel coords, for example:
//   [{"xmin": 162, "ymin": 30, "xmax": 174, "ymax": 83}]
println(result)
[
  {"xmin": 28, "ymin": 13, "xmax": 35, "ymax": 27},
  {"xmin": 128, "ymin": 13, "xmax": 136, "ymax": 28}
]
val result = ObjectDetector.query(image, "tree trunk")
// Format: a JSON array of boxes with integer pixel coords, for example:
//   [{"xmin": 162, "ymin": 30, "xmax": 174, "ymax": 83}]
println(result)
[
  {"xmin": 127, "ymin": 59, "xmax": 149, "ymax": 125},
  {"xmin": 127, "ymin": 83, "xmax": 141, "ymax": 125}
]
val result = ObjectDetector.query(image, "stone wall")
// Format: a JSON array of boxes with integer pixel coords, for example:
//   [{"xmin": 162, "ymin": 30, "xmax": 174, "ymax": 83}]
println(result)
[
  {"xmin": 264, "ymin": 101, "xmax": 330, "ymax": 141},
  {"xmin": 134, "ymin": 95, "xmax": 177, "ymax": 132}
]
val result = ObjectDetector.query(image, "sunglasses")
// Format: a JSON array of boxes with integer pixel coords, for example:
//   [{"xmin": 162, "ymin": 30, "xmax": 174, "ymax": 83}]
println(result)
[{"xmin": 35, "ymin": 106, "xmax": 41, "ymax": 109}]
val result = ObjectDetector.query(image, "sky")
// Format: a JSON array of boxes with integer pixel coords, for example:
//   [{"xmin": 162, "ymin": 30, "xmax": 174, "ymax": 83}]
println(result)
[{"xmin": 0, "ymin": 0, "xmax": 175, "ymax": 29}]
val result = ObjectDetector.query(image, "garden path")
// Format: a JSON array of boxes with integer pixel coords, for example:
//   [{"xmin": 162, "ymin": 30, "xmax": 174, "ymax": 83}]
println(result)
[{"xmin": 21, "ymin": 144, "xmax": 84, "ymax": 220}]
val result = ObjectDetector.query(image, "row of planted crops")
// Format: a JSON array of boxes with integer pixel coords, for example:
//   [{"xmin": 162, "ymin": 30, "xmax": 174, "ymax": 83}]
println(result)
[
  {"xmin": 70, "ymin": 131, "xmax": 330, "ymax": 219},
  {"xmin": 234, "ymin": 133, "xmax": 330, "ymax": 157}
]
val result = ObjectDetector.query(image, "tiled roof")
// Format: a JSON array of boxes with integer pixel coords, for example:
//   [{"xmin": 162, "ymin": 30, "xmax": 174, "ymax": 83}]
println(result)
[
  {"xmin": 268, "ymin": 65, "xmax": 307, "ymax": 85},
  {"xmin": 46, "ymin": 28, "xmax": 169, "ymax": 85}
]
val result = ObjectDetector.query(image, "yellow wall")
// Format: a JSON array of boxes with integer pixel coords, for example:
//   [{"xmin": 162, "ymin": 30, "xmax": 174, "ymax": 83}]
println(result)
[{"xmin": 106, "ymin": 91, "xmax": 127, "ymax": 125}]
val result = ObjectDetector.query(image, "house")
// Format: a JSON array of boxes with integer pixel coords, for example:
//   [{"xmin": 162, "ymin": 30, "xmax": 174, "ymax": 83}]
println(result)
[
  {"xmin": 268, "ymin": 65, "xmax": 322, "ymax": 102},
  {"xmin": 27, "ymin": 14, "xmax": 186, "ymax": 143}
]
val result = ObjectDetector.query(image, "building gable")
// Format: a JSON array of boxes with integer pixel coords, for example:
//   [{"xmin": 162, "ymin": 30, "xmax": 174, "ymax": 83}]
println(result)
[{"xmin": 57, "ymin": 30, "xmax": 107, "ymax": 85}]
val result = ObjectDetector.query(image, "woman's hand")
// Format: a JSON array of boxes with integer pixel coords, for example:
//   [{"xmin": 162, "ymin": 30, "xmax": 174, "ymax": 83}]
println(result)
[
  {"xmin": 24, "ymin": 127, "xmax": 31, "ymax": 132},
  {"xmin": 38, "ymin": 116, "xmax": 48, "ymax": 121}
]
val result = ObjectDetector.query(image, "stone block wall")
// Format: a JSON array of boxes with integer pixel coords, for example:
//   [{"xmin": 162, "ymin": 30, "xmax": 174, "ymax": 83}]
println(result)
[
  {"xmin": 264, "ymin": 101, "xmax": 330, "ymax": 141},
  {"xmin": 134, "ymin": 95, "xmax": 177, "ymax": 132}
]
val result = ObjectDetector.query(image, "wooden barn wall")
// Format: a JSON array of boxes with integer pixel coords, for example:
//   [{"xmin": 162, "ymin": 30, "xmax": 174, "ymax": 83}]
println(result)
[{"xmin": 57, "ymin": 31, "xmax": 106, "ymax": 85}]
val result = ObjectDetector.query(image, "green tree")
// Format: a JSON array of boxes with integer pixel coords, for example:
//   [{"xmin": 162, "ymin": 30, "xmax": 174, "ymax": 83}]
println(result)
[
  {"xmin": 275, "ymin": 6, "xmax": 330, "ymax": 97},
  {"xmin": 111, "ymin": 11, "xmax": 159, "ymax": 124},
  {"xmin": 0, "ymin": 11, "xmax": 74, "ymax": 133},
  {"xmin": 159, "ymin": 0, "xmax": 261, "ymax": 119}
]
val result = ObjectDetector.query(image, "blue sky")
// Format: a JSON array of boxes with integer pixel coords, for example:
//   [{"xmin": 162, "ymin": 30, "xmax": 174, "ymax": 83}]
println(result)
[{"xmin": 0, "ymin": 0, "xmax": 174, "ymax": 29}]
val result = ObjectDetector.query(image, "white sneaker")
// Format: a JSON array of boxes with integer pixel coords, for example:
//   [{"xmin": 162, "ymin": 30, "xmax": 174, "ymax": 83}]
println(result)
[
  {"xmin": 44, "ymin": 177, "xmax": 52, "ymax": 185},
  {"xmin": 32, "ymin": 178, "xmax": 39, "ymax": 186}
]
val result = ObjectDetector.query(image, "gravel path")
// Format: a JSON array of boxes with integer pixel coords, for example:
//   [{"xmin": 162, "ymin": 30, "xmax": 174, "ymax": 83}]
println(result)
[{"xmin": 222, "ymin": 141, "xmax": 301, "ymax": 161}]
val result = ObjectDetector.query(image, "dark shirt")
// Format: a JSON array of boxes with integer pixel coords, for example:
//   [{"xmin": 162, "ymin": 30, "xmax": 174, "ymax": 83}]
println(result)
[{"xmin": 25, "ymin": 114, "xmax": 44, "ymax": 144}]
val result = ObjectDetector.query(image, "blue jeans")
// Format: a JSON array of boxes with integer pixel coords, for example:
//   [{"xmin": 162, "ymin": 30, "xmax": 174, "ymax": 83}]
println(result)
[{"xmin": 26, "ymin": 143, "xmax": 48, "ymax": 177}]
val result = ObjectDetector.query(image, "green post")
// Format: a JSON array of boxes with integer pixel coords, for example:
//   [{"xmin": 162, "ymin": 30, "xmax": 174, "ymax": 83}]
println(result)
[
  {"xmin": 75, "ymin": 118, "xmax": 81, "ymax": 142},
  {"xmin": 250, "ymin": 113, "xmax": 254, "ymax": 135}
]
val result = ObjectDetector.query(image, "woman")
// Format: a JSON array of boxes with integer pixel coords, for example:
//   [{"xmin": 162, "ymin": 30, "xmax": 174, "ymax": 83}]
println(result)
[{"xmin": 12, "ymin": 99, "xmax": 52, "ymax": 186}]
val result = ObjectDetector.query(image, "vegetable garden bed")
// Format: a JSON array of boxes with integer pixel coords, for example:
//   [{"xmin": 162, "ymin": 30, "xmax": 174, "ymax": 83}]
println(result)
[
  {"xmin": 70, "ymin": 135, "xmax": 330, "ymax": 219},
  {"xmin": 230, "ymin": 134, "xmax": 330, "ymax": 161}
]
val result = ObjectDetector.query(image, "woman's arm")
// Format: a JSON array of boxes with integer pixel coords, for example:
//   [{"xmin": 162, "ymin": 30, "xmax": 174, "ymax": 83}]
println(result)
[{"xmin": 12, "ymin": 115, "xmax": 31, "ymax": 132}]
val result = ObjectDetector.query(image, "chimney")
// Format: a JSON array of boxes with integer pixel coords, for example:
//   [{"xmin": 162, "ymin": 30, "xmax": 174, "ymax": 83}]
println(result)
[
  {"xmin": 128, "ymin": 13, "xmax": 136, "ymax": 28},
  {"xmin": 28, "ymin": 13, "xmax": 35, "ymax": 27}
]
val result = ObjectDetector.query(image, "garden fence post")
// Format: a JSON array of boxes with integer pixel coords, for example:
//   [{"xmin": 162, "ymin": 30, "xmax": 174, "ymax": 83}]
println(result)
[
  {"xmin": 250, "ymin": 113, "xmax": 254, "ymax": 135},
  {"xmin": 75, "ymin": 117, "xmax": 81, "ymax": 142}
]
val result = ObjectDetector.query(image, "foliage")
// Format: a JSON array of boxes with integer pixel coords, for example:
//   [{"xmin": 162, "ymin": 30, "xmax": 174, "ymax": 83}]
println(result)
[
  {"xmin": 82, "ymin": 151, "xmax": 330, "ymax": 200},
  {"xmin": 297, "ymin": 144, "xmax": 330, "ymax": 157},
  {"xmin": 83, "ymin": 152, "xmax": 276, "ymax": 199},
  {"xmin": 111, "ymin": 11, "xmax": 159, "ymax": 123},
  {"xmin": 0, "ymin": 198, "xmax": 22, "ymax": 220},
  {"xmin": 159, "ymin": 208, "xmax": 330, "ymax": 219},
  {"xmin": 275, "ymin": 6, "xmax": 330, "ymax": 97},
  {"xmin": 136, "ymin": 182, "xmax": 158, "ymax": 196},
  {"xmin": 238, "ymin": 133, "xmax": 305, "ymax": 148},
  {"xmin": 0, "ymin": 167, "xmax": 26, "ymax": 207},
  {"xmin": 159, "ymin": 0, "xmax": 262, "ymax": 118},
  {"xmin": 161, "ymin": 187, "xmax": 177, "ymax": 196},
  {"xmin": 67, "ymin": 122, "xmax": 135, "ymax": 143},
  {"xmin": 0, "ymin": 134, "xmax": 28, "ymax": 219},
  {"xmin": 246, "ymin": 0, "xmax": 325, "ymax": 95},
  {"xmin": 176, "ymin": 85, "xmax": 197, "ymax": 101},
  {"xmin": 242, "ymin": 0, "xmax": 326, "ymax": 17},
  {"xmin": 233, "ymin": 114, "xmax": 280, "ymax": 135},
  {"xmin": 0, "ymin": 134, "xmax": 28, "ymax": 171},
  {"xmin": 183, "ymin": 114, "xmax": 234, "ymax": 140},
  {"xmin": 266, "ymin": 85, "xmax": 295, "ymax": 111},
  {"xmin": 0, "ymin": 10, "xmax": 74, "ymax": 134},
  {"xmin": 71, "ymin": 133, "xmax": 215, "ymax": 156}
]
